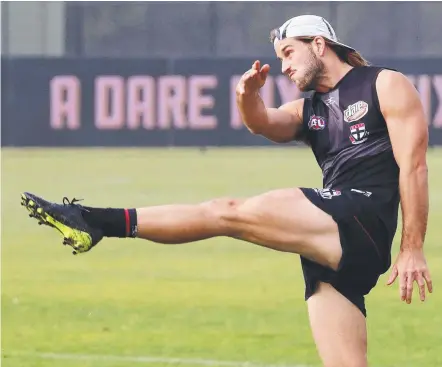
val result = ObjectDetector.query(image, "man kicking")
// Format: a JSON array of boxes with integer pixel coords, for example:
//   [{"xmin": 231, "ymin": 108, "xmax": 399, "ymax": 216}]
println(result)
[{"xmin": 21, "ymin": 15, "xmax": 432, "ymax": 367}]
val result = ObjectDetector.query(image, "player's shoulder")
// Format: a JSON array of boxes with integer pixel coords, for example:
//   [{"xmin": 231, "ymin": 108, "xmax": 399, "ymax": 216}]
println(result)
[
  {"xmin": 351, "ymin": 64, "xmax": 405, "ymax": 85},
  {"xmin": 375, "ymin": 67, "xmax": 412, "ymax": 92},
  {"xmin": 374, "ymin": 66, "xmax": 422, "ymax": 115}
]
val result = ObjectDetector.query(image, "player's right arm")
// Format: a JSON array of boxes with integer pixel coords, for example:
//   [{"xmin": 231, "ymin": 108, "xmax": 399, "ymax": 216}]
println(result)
[{"xmin": 236, "ymin": 61, "xmax": 304, "ymax": 143}]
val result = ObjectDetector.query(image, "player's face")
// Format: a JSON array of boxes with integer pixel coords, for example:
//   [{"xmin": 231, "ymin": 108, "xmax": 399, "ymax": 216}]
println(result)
[{"xmin": 274, "ymin": 38, "xmax": 325, "ymax": 92}]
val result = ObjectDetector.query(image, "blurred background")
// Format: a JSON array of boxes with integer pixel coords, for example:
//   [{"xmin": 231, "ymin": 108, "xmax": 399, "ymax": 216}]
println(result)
[
  {"xmin": 2, "ymin": 1, "xmax": 442, "ymax": 146},
  {"xmin": 2, "ymin": 2, "xmax": 442, "ymax": 367},
  {"xmin": 3, "ymin": 1, "xmax": 442, "ymax": 58}
]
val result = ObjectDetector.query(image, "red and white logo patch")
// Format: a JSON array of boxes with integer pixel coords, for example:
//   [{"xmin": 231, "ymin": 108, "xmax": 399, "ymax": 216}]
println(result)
[
  {"xmin": 349, "ymin": 122, "xmax": 369, "ymax": 145},
  {"xmin": 344, "ymin": 101, "xmax": 369, "ymax": 123},
  {"xmin": 308, "ymin": 115, "xmax": 326, "ymax": 131}
]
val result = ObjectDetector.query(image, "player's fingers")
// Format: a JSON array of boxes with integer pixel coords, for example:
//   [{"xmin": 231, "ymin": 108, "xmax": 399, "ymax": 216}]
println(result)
[
  {"xmin": 253, "ymin": 60, "xmax": 260, "ymax": 71},
  {"xmin": 386, "ymin": 266, "xmax": 398, "ymax": 285},
  {"xmin": 243, "ymin": 69, "xmax": 258, "ymax": 81},
  {"xmin": 417, "ymin": 273, "xmax": 426, "ymax": 302},
  {"xmin": 406, "ymin": 271, "xmax": 414, "ymax": 304},
  {"xmin": 260, "ymin": 64, "xmax": 271, "ymax": 77},
  {"xmin": 423, "ymin": 269, "xmax": 433, "ymax": 293},
  {"xmin": 399, "ymin": 272, "xmax": 407, "ymax": 301}
]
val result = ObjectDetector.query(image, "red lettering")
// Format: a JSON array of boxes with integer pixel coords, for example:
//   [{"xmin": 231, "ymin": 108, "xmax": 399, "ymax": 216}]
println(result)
[
  {"xmin": 95, "ymin": 76, "xmax": 125, "ymax": 130},
  {"xmin": 158, "ymin": 76, "xmax": 187, "ymax": 129},
  {"xmin": 50, "ymin": 76, "xmax": 80, "ymax": 130},
  {"xmin": 127, "ymin": 76, "xmax": 155, "ymax": 130},
  {"xmin": 188, "ymin": 76, "xmax": 217, "ymax": 130}
]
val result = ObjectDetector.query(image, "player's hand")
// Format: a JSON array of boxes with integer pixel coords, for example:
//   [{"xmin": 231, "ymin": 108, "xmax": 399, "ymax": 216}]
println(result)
[
  {"xmin": 236, "ymin": 60, "xmax": 270, "ymax": 95},
  {"xmin": 386, "ymin": 248, "xmax": 433, "ymax": 304}
]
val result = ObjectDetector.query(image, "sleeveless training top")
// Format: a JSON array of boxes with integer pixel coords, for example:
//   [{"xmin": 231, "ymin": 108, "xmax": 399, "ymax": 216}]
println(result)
[{"xmin": 300, "ymin": 66, "xmax": 400, "ymax": 191}]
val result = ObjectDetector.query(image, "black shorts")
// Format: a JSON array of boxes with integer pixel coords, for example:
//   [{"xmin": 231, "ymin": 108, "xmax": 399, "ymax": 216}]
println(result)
[{"xmin": 299, "ymin": 187, "xmax": 400, "ymax": 317}]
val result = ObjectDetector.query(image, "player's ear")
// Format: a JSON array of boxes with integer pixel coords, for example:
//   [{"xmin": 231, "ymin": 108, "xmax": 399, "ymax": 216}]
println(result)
[{"xmin": 312, "ymin": 37, "xmax": 326, "ymax": 57}]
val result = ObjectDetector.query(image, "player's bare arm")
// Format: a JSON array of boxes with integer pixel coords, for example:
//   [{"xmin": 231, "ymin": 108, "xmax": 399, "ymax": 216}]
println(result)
[
  {"xmin": 236, "ymin": 60, "xmax": 304, "ymax": 143},
  {"xmin": 377, "ymin": 69, "xmax": 433, "ymax": 303}
]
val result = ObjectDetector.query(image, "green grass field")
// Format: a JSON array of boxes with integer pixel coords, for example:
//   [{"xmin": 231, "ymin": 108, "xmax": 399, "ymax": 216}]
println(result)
[{"xmin": 2, "ymin": 147, "xmax": 442, "ymax": 367}]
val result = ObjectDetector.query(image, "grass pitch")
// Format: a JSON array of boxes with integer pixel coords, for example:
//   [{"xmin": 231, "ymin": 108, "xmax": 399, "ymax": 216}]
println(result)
[{"xmin": 2, "ymin": 147, "xmax": 442, "ymax": 367}]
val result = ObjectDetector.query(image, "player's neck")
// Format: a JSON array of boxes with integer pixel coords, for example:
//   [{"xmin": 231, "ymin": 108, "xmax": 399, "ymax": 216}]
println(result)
[{"xmin": 315, "ymin": 61, "xmax": 354, "ymax": 93}]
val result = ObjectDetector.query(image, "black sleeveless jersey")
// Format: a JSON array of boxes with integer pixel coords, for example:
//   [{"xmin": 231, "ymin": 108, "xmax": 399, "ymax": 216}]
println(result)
[{"xmin": 300, "ymin": 66, "xmax": 400, "ymax": 191}]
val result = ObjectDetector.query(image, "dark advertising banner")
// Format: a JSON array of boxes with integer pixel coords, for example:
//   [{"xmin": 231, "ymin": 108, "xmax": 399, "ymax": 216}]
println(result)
[{"xmin": 2, "ymin": 57, "xmax": 442, "ymax": 146}]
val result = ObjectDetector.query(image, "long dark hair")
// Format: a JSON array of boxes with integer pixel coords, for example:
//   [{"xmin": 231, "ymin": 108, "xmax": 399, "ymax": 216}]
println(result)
[{"xmin": 269, "ymin": 31, "xmax": 370, "ymax": 68}]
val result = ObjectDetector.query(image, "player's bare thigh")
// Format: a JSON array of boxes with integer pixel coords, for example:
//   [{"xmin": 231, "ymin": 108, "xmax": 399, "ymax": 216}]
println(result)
[
  {"xmin": 205, "ymin": 187, "xmax": 342, "ymax": 270},
  {"xmin": 308, "ymin": 282, "xmax": 368, "ymax": 367}
]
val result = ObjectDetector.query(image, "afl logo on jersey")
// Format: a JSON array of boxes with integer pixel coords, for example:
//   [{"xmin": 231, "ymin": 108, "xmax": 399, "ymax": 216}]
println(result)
[
  {"xmin": 344, "ymin": 101, "xmax": 369, "ymax": 123},
  {"xmin": 349, "ymin": 123, "xmax": 369, "ymax": 145},
  {"xmin": 308, "ymin": 115, "xmax": 326, "ymax": 131}
]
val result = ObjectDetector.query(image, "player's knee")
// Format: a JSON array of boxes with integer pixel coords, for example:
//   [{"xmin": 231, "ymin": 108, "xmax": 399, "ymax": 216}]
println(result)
[
  {"xmin": 201, "ymin": 197, "xmax": 240, "ymax": 211},
  {"xmin": 200, "ymin": 197, "xmax": 245, "ymax": 234}
]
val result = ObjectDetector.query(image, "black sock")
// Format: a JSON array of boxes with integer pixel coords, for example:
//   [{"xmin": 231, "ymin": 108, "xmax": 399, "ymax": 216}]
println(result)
[{"xmin": 81, "ymin": 207, "xmax": 138, "ymax": 238}]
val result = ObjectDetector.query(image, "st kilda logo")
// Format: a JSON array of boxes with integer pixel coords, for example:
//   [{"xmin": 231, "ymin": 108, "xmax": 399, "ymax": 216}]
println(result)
[
  {"xmin": 308, "ymin": 115, "xmax": 326, "ymax": 131},
  {"xmin": 344, "ymin": 101, "xmax": 369, "ymax": 123},
  {"xmin": 349, "ymin": 122, "xmax": 369, "ymax": 145}
]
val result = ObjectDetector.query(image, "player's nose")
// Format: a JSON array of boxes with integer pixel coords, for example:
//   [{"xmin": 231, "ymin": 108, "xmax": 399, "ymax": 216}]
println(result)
[{"xmin": 281, "ymin": 59, "xmax": 291, "ymax": 75}]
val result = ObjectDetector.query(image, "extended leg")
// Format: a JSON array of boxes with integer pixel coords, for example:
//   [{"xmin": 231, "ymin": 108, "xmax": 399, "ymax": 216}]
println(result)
[{"xmin": 21, "ymin": 188, "xmax": 342, "ymax": 269}]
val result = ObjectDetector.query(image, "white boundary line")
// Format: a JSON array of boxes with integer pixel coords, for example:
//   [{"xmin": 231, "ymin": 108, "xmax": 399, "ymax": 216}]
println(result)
[{"xmin": 4, "ymin": 351, "xmax": 311, "ymax": 367}]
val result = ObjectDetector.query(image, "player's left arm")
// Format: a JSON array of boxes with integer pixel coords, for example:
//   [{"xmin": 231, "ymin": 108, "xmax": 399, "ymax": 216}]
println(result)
[{"xmin": 377, "ymin": 69, "xmax": 432, "ymax": 304}]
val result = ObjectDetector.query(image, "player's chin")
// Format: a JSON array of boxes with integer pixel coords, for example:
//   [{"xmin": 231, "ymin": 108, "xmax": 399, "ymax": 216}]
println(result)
[{"xmin": 294, "ymin": 80, "xmax": 308, "ymax": 92}]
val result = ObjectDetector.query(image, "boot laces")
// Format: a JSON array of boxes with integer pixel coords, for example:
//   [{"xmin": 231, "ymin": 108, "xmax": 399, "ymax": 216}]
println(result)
[{"xmin": 62, "ymin": 197, "xmax": 89, "ymax": 212}]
